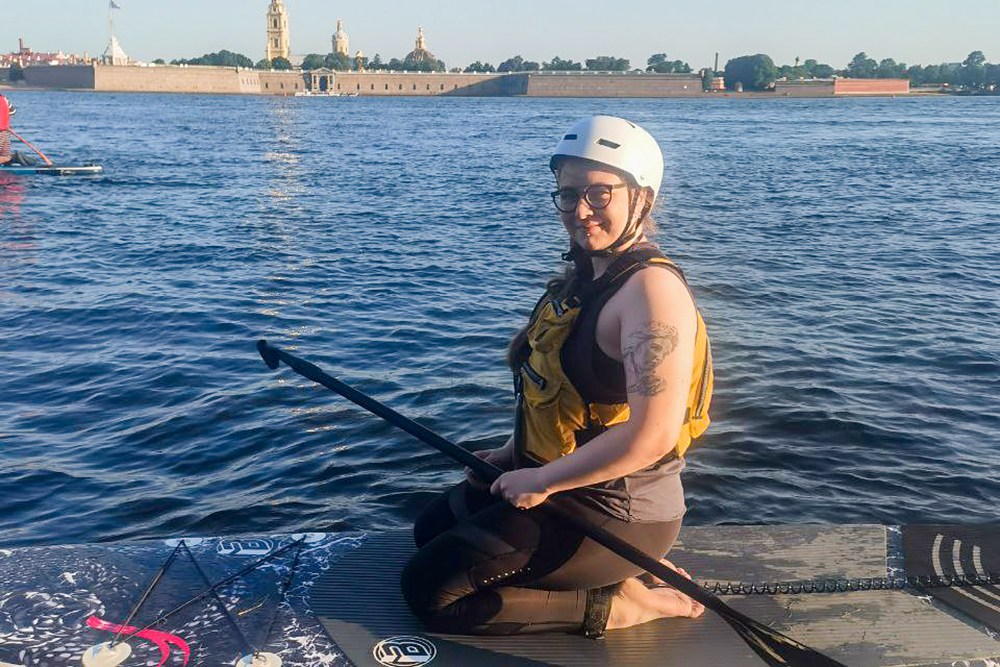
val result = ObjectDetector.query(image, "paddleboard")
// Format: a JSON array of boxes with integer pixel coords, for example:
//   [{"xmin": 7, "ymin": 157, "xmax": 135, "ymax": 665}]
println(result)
[
  {"xmin": 313, "ymin": 524, "xmax": 1000, "ymax": 667},
  {"xmin": 0, "ymin": 532, "xmax": 360, "ymax": 666},
  {"xmin": 2, "ymin": 525, "xmax": 999, "ymax": 666},
  {"xmin": 0, "ymin": 164, "xmax": 103, "ymax": 176}
]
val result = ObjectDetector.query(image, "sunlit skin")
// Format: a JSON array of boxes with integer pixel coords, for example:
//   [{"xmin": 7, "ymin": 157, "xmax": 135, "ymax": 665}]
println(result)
[{"xmin": 555, "ymin": 159, "xmax": 648, "ymax": 269}]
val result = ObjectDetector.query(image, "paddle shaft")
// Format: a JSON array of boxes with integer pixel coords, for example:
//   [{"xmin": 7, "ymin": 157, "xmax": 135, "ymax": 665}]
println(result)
[
  {"xmin": 257, "ymin": 340, "xmax": 847, "ymax": 667},
  {"xmin": 261, "ymin": 342, "xmax": 490, "ymax": 476},
  {"xmin": 261, "ymin": 341, "xmax": 728, "ymax": 606},
  {"xmin": 8, "ymin": 129, "xmax": 53, "ymax": 165}
]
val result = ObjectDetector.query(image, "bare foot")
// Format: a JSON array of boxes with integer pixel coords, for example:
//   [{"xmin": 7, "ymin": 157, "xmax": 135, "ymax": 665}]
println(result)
[{"xmin": 606, "ymin": 576, "xmax": 705, "ymax": 630}]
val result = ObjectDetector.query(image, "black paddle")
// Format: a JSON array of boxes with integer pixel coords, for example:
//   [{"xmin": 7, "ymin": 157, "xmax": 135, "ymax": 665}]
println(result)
[{"xmin": 256, "ymin": 340, "xmax": 849, "ymax": 667}]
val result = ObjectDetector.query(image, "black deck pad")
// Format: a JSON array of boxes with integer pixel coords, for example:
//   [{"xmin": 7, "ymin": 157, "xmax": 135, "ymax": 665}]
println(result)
[
  {"xmin": 903, "ymin": 524, "xmax": 1000, "ymax": 631},
  {"xmin": 311, "ymin": 530, "xmax": 742, "ymax": 667},
  {"xmin": 312, "ymin": 526, "xmax": 1000, "ymax": 667}
]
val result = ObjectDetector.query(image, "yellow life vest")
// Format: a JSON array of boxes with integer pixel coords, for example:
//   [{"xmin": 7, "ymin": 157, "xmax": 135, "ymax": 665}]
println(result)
[{"xmin": 514, "ymin": 248, "xmax": 713, "ymax": 465}]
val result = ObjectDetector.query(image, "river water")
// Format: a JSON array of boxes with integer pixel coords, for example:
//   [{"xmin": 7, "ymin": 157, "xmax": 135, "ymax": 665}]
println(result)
[{"xmin": 1, "ymin": 92, "xmax": 997, "ymax": 548}]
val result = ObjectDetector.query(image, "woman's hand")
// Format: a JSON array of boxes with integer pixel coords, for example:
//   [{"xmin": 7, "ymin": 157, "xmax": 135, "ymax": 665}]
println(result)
[
  {"xmin": 465, "ymin": 446, "xmax": 513, "ymax": 489},
  {"xmin": 490, "ymin": 468, "xmax": 551, "ymax": 510}
]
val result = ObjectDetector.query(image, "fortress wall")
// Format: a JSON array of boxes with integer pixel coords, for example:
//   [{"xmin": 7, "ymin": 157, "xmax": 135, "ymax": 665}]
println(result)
[
  {"xmin": 445, "ymin": 74, "xmax": 527, "ymax": 97},
  {"xmin": 23, "ymin": 65, "xmax": 96, "ymax": 89},
  {"xmin": 258, "ymin": 70, "xmax": 306, "ymax": 95},
  {"xmin": 775, "ymin": 78, "xmax": 909, "ymax": 96},
  {"xmin": 524, "ymin": 73, "xmax": 704, "ymax": 97},
  {"xmin": 315, "ymin": 72, "xmax": 503, "ymax": 96},
  {"xmin": 311, "ymin": 71, "xmax": 702, "ymax": 97},
  {"xmin": 241, "ymin": 69, "xmax": 262, "ymax": 94},
  {"xmin": 834, "ymin": 78, "xmax": 909, "ymax": 95},
  {"xmin": 774, "ymin": 80, "xmax": 836, "ymax": 96},
  {"xmin": 12, "ymin": 66, "xmax": 911, "ymax": 98},
  {"xmin": 93, "ymin": 65, "xmax": 254, "ymax": 93}
]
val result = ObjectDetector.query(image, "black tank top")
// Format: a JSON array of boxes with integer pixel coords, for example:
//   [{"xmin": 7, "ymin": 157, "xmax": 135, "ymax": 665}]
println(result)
[
  {"xmin": 552, "ymin": 245, "xmax": 689, "ymax": 523},
  {"xmin": 561, "ymin": 249, "xmax": 687, "ymax": 405}
]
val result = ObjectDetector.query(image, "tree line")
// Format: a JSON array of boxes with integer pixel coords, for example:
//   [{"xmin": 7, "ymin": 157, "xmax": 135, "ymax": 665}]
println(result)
[
  {"xmin": 300, "ymin": 51, "xmax": 446, "ymax": 73},
  {"xmin": 151, "ymin": 48, "xmax": 999, "ymax": 93},
  {"xmin": 151, "ymin": 50, "xmax": 692, "ymax": 75},
  {"xmin": 724, "ymin": 51, "xmax": 999, "ymax": 91},
  {"xmin": 302, "ymin": 52, "xmax": 690, "ymax": 74},
  {"xmin": 844, "ymin": 51, "xmax": 999, "ymax": 88},
  {"xmin": 463, "ymin": 54, "xmax": 691, "ymax": 73}
]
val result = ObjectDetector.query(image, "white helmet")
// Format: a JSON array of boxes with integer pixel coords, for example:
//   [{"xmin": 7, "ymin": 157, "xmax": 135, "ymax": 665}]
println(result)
[{"xmin": 550, "ymin": 116, "xmax": 663, "ymax": 201}]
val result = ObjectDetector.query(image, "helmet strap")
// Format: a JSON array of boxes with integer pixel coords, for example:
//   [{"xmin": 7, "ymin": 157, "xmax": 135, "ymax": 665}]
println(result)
[
  {"xmin": 561, "ymin": 244, "xmax": 595, "ymax": 283},
  {"xmin": 580, "ymin": 187, "xmax": 652, "ymax": 259}
]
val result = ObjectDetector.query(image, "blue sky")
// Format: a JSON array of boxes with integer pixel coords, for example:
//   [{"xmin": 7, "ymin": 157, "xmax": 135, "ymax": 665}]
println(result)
[{"xmin": 3, "ymin": 0, "xmax": 997, "ymax": 69}]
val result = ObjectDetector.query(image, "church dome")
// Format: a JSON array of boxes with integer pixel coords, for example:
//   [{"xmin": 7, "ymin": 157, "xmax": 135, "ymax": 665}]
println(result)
[
  {"xmin": 405, "ymin": 27, "xmax": 436, "ymax": 63},
  {"xmin": 332, "ymin": 18, "xmax": 350, "ymax": 56}
]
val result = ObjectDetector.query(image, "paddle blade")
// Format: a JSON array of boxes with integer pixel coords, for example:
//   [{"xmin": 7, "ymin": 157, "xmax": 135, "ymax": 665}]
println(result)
[
  {"xmin": 257, "ymin": 339, "xmax": 280, "ymax": 370},
  {"xmin": 728, "ymin": 612, "xmax": 849, "ymax": 667}
]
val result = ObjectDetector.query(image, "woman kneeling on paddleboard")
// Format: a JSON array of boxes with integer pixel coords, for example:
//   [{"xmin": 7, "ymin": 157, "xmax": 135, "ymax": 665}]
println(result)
[{"xmin": 402, "ymin": 116, "xmax": 714, "ymax": 637}]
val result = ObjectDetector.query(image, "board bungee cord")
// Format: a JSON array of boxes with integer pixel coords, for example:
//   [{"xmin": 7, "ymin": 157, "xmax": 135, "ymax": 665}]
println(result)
[
  {"xmin": 693, "ymin": 570, "xmax": 1000, "ymax": 596},
  {"xmin": 82, "ymin": 536, "xmax": 306, "ymax": 667}
]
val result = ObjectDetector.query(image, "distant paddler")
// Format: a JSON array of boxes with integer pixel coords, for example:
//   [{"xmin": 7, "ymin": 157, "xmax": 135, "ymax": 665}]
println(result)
[
  {"xmin": 0, "ymin": 94, "xmax": 14, "ymax": 166},
  {"xmin": 0, "ymin": 95, "xmax": 51, "ymax": 168}
]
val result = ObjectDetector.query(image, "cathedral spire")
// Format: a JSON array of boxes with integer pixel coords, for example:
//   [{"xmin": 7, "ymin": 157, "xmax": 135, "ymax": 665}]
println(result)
[
  {"xmin": 265, "ymin": 0, "xmax": 290, "ymax": 62},
  {"xmin": 333, "ymin": 18, "xmax": 350, "ymax": 56}
]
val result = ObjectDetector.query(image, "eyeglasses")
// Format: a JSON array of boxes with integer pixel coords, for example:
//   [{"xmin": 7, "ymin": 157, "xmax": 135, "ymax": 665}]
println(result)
[{"xmin": 550, "ymin": 183, "xmax": 627, "ymax": 213}]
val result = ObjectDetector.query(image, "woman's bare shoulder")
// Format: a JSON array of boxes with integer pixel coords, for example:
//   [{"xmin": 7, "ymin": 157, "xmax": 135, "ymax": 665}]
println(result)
[{"xmin": 624, "ymin": 264, "xmax": 694, "ymax": 308}]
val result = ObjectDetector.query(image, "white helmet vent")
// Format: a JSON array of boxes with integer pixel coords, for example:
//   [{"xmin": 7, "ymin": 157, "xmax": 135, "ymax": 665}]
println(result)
[
  {"xmin": 563, "ymin": 134, "xmax": 578, "ymax": 140},
  {"xmin": 597, "ymin": 139, "xmax": 620, "ymax": 149}
]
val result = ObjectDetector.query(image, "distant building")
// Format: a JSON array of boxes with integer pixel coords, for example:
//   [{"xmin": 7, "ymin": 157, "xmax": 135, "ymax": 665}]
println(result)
[
  {"xmin": 1, "ymin": 38, "xmax": 82, "ymax": 67},
  {"xmin": 332, "ymin": 19, "xmax": 349, "ymax": 57},
  {"xmin": 406, "ymin": 27, "xmax": 438, "ymax": 66},
  {"xmin": 832, "ymin": 78, "xmax": 909, "ymax": 95},
  {"xmin": 0, "ymin": 39, "xmax": 59, "ymax": 67},
  {"xmin": 102, "ymin": 2, "xmax": 132, "ymax": 66},
  {"xmin": 103, "ymin": 35, "xmax": 131, "ymax": 66},
  {"xmin": 266, "ymin": 0, "xmax": 291, "ymax": 62},
  {"xmin": 774, "ymin": 78, "xmax": 910, "ymax": 96}
]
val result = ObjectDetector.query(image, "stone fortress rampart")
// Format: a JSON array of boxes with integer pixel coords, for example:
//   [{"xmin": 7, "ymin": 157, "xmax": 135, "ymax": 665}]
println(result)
[
  {"xmin": 14, "ymin": 64, "xmax": 710, "ymax": 97},
  {"xmin": 5, "ymin": 64, "xmax": 910, "ymax": 98}
]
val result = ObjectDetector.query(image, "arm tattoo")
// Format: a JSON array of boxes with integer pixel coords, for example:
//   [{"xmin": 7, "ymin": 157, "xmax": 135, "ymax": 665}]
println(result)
[{"xmin": 623, "ymin": 321, "xmax": 680, "ymax": 396}]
